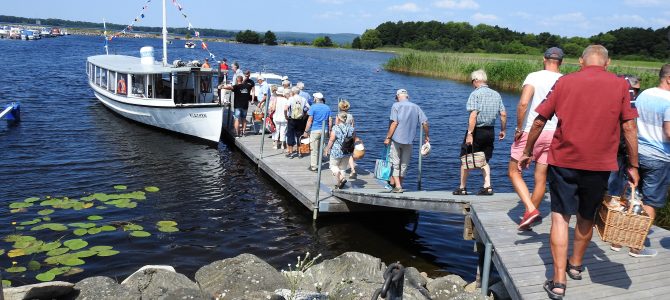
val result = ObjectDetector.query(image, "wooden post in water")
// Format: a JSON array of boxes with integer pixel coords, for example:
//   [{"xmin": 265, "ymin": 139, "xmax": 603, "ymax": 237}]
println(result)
[
  {"xmin": 417, "ymin": 125, "xmax": 424, "ymax": 190},
  {"xmin": 313, "ymin": 120, "xmax": 326, "ymax": 220}
]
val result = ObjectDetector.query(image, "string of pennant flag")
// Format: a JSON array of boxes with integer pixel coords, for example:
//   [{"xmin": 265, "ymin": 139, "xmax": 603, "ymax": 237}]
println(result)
[
  {"xmin": 105, "ymin": 0, "xmax": 153, "ymax": 41},
  {"xmin": 170, "ymin": 0, "xmax": 217, "ymax": 60}
]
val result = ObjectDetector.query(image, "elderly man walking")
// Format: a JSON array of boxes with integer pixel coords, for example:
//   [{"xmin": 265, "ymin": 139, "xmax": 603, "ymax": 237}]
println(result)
[
  {"xmin": 519, "ymin": 45, "xmax": 639, "ymax": 300},
  {"xmin": 303, "ymin": 92, "xmax": 332, "ymax": 171},
  {"xmin": 510, "ymin": 47, "xmax": 564, "ymax": 229},
  {"xmin": 383, "ymin": 89, "xmax": 429, "ymax": 193},
  {"xmin": 454, "ymin": 69, "xmax": 507, "ymax": 196}
]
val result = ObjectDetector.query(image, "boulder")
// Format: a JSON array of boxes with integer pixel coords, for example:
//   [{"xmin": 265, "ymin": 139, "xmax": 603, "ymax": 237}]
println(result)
[
  {"xmin": 299, "ymin": 252, "xmax": 385, "ymax": 293},
  {"xmin": 3, "ymin": 281, "xmax": 74, "ymax": 300},
  {"xmin": 159, "ymin": 288, "xmax": 209, "ymax": 300},
  {"xmin": 274, "ymin": 288, "xmax": 327, "ymax": 300},
  {"xmin": 73, "ymin": 276, "xmax": 140, "ymax": 300},
  {"xmin": 121, "ymin": 267, "xmax": 199, "ymax": 299},
  {"xmin": 120, "ymin": 265, "xmax": 176, "ymax": 284},
  {"xmin": 464, "ymin": 281, "xmax": 479, "ymax": 293},
  {"xmin": 403, "ymin": 267, "xmax": 431, "ymax": 300},
  {"xmin": 195, "ymin": 253, "xmax": 288, "ymax": 299},
  {"xmin": 426, "ymin": 276, "xmax": 466, "ymax": 300},
  {"xmin": 488, "ymin": 281, "xmax": 510, "ymax": 300}
]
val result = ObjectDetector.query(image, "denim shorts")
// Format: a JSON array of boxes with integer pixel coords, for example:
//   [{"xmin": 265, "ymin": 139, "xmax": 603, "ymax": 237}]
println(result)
[
  {"xmin": 234, "ymin": 108, "xmax": 247, "ymax": 120},
  {"xmin": 639, "ymin": 155, "xmax": 670, "ymax": 209},
  {"xmin": 548, "ymin": 165, "xmax": 609, "ymax": 219}
]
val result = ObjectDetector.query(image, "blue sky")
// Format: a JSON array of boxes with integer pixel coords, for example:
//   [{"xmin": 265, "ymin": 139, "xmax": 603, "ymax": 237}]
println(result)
[{"xmin": 3, "ymin": 0, "xmax": 669, "ymax": 37}]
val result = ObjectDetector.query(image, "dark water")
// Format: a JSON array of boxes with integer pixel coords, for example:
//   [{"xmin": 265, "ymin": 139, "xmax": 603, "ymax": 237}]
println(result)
[{"xmin": 0, "ymin": 36, "xmax": 528, "ymax": 286}]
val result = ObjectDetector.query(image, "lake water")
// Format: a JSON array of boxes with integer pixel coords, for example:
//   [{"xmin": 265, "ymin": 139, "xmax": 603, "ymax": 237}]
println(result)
[{"xmin": 0, "ymin": 36, "xmax": 530, "ymax": 286}]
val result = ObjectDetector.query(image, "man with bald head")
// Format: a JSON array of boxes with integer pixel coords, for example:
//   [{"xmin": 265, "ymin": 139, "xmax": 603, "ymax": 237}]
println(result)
[{"xmin": 519, "ymin": 45, "xmax": 639, "ymax": 299}]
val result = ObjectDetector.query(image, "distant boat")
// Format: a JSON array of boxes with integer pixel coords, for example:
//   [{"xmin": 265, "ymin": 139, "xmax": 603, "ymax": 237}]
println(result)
[
  {"xmin": 40, "ymin": 27, "xmax": 51, "ymax": 37},
  {"xmin": 185, "ymin": 41, "xmax": 195, "ymax": 49},
  {"xmin": 50, "ymin": 27, "xmax": 61, "ymax": 37},
  {"xmin": 0, "ymin": 26, "xmax": 9, "ymax": 38},
  {"xmin": 9, "ymin": 27, "xmax": 22, "ymax": 39},
  {"xmin": 86, "ymin": 0, "xmax": 224, "ymax": 143}
]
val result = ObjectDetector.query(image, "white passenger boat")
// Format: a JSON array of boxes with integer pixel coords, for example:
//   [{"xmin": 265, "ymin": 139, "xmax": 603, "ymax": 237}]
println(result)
[{"xmin": 86, "ymin": 0, "xmax": 224, "ymax": 143}]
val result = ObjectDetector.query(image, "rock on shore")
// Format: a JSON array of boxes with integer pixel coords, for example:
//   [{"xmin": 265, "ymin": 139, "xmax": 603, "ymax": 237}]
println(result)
[{"xmin": 2, "ymin": 252, "xmax": 493, "ymax": 300}]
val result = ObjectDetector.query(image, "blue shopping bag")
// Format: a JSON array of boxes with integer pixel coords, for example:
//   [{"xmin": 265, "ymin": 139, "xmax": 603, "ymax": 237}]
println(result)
[{"xmin": 374, "ymin": 146, "xmax": 392, "ymax": 181}]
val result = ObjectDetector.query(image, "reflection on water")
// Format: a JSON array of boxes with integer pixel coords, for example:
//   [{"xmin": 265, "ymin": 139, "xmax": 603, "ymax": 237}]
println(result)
[{"xmin": 0, "ymin": 36, "xmax": 530, "ymax": 284}]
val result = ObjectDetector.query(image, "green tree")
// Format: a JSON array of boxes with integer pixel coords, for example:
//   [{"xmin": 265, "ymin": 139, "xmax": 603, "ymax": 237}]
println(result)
[
  {"xmin": 351, "ymin": 37, "xmax": 361, "ymax": 49},
  {"xmin": 312, "ymin": 36, "xmax": 334, "ymax": 47},
  {"xmin": 184, "ymin": 32, "xmax": 191, "ymax": 40},
  {"xmin": 360, "ymin": 29, "xmax": 382, "ymax": 49},
  {"xmin": 264, "ymin": 30, "xmax": 277, "ymax": 45},
  {"xmin": 235, "ymin": 30, "xmax": 261, "ymax": 44}
]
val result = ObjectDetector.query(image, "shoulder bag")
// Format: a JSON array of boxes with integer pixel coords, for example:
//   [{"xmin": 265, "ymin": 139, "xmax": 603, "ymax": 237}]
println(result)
[
  {"xmin": 374, "ymin": 145, "xmax": 392, "ymax": 181},
  {"xmin": 460, "ymin": 144, "xmax": 487, "ymax": 169}
]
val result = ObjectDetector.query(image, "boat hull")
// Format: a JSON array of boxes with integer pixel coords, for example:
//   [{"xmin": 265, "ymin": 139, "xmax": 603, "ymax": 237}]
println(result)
[{"xmin": 90, "ymin": 83, "xmax": 223, "ymax": 143}]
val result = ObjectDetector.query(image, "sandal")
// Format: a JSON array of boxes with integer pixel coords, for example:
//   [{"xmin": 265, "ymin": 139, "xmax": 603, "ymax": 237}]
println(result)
[
  {"xmin": 338, "ymin": 179, "xmax": 347, "ymax": 189},
  {"xmin": 452, "ymin": 187, "xmax": 468, "ymax": 195},
  {"xmin": 477, "ymin": 186, "xmax": 494, "ymax": 196},
  {"xmin": 567, "ymin": 259, "xmax": 583, "ymax": 280},
  {"xmin": 543, "ymin": 280, "xmax": 566, "ymax": 300}
]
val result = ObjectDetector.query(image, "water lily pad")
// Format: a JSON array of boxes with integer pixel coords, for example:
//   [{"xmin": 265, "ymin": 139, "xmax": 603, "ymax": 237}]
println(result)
[
  {"xmin": 72, "ymin": 250, "xmax": 97, "ymax": 258},
  {"xmin": 10, "ymin": 208, "xmax": 26, "ymax": 213},
  {"xmin": 82, "ymin": 202, "xmax": 94, "ymax": 209},
  {"xmin": 61, "ymin": 257, "xmax": 85, "ymax": 266},
  {"xmin": 38, "ymin": 209, "xmax": 55, "ymax": 216},
  {"xmin": 90, "ymin": 246, "xmax": 113, "ymax": 252},
  {"xmin": 63, "ymin": 267, "xmax": 84, "ymax": 276},
  {"xmin": 96, "ymin": 206, "xmax": 108, "ymax": 210},
  {"xmin": 36, "ymin": 272, "xmax": 56, "ymax": 282},
  {"xmin": 73, "ymin": 229, "xmax": 88, "ymax": 236},
  {"xmin": 114, "ymin": 185, "xmax": 128, "ymax": 190},
  {"xmin": 9, "ymin": 202, "xmax": 33, "ymax": 209},
  {"xmin": 6, "ymin": 266, "xmax": 27, "ymax": 273},
  {"xmin": 8, "ymin": 249, "xmax": 26, "ymax": 258},
  {"xmin": 42, "ymin": 217, "xmax": 52, "ymax": 222},
  {"xmin": 123, "ymin": 224, "xmax": 143, "ymax": 231},
  {"xmin": 130, "ymin": 231, "xmax": 151, "ymax": 237},
  {"xmin": 23, "ymin": 241, "xmax": 46, "ymax": 255},
  {"xmin": 0, "ymin": 249, "xmax": 4, "ymax": 255},
  {"xmin": 31, "ymin": 223, "xmax": 68, "ymax": 232},
  {"xmin": 40, "ymin": 242, "xmax": 62, "ymax": 252},
  {"xmin": 19, "ymin": 219, "xmax": 42, "ymax": 226},
  {"xmin": 87, "ymin": 215, "xmax": 103, "ymax": 221},
  {"xmin": 16, "ymin": 226, "xmax": 25, "ymax": 230},
  {"xmin": 25, "ymin": 197, "xmax": 41, "ymax": 203},
  {"xmin": 2, "ymin": 279, "xmax": 11, "ymax": 287},
  {"xmin": 157, "ymin": 221, "xmax": 178, "ymax": 227},
  {"xmin": 63, "ymin": 239, "xmax": 88, "ymax": 250},
  {"xmin": 99, "ymin": 225, "xmax": 116, "ymax": 232},
  {"xmin": 145, "ymin": 186, "xmax": 160, "ymax": 192},
  {"xmin": 69, "ymin": 222, "xmax": 96, "ymax": 229},
  {"xmin": 97, "ymin": 249, "xmax": 120, "ymax": 257},
  {"xmin": 48, "ymin": 266, "xmax": 72, "ymax": 275},
  {"xmin": 28, "ymin": 260, "xmax": 41, "ymax": 271},
  {"xmin": 158, "ymin": 226, "xmax": 179, "ymax": 233},
  {"xmin": 46, "ymin": 248, "xmax": 70, "ymax": 256},
  {"xmin": 4, "ymin": 235, "xmax": 36, "ymax": 243},
  {"xmin": 87, "ymin": 227, "xmax": 102, "ymax": 235},
  {"xmin": 14, "ymin": 239, "xmax": 40, "ymax": 249}
]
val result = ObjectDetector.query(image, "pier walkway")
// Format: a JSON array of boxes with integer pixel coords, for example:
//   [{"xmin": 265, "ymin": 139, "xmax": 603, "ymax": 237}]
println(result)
[{"xmin": 221, "ymin": 107, "xmax": 670, "ymax": 299}]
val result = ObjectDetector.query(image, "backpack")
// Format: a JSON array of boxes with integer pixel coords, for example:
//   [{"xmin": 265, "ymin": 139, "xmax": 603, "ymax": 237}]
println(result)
[
  {"xmin": 290, "ymin": 98, "xmax": 304, "ymax": 119},
  {"xmin": 338, "ymin": 125, "xmax": 355, "ymax": 154}
]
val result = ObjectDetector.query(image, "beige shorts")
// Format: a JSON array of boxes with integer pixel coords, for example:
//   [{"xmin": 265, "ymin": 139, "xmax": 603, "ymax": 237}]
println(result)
[{"xmin": 329, "ymin": 157, "xmax": 349, "ymax": 176}]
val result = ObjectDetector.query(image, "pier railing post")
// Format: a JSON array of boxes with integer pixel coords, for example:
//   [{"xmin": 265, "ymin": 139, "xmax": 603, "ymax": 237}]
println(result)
[
  {"xmin": 417, "ymin": 124, "xmax": 424, "ymax": 190},
  {"xmin": 313, "ymin": 120, "xmax": 327, "ymax": 220},
  {"xmin": 481, "ymin": 241, "xmax": 493, "ymax": 297},
  {"xmin": 259, "ymin": 94, "xmax": 271, "ymax": 160}
]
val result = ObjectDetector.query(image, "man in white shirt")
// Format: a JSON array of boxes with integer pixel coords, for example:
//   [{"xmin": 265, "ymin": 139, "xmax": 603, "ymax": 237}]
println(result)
[{"xmin": 509, "ymin": 47, "xmax": 564, "ymax": 230}]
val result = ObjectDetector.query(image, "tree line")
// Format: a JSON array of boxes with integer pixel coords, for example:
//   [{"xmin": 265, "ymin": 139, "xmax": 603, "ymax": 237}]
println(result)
[{"xmin": 353, "ymin": 21, "xmax": 670, "ymax": 60}]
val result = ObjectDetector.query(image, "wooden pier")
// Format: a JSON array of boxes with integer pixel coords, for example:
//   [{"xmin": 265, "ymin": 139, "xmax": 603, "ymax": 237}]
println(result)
[{"xmin": 222, "ymin": 107, "xmax": 670, "ymax": 299}]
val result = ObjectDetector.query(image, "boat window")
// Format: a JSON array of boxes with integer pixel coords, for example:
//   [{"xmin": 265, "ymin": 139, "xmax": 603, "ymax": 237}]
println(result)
[
  {"xmin": 174, "ymin": 72, "xmax": 195, "ymax": 104},
  {"xmin": 154, "ymin": 73, "xmax": 172, "ymax": 99},
  {"xmin": 95, "ymin": 66, "xmax": 102, "ymax": 86},
  {"xmin": 131, "ymin": 74, "xmax": 147, "ymax": 98},
  {"xmin": 109, "ymin": 71, "xmax": 116, "ymax": 92},
  {"xmin": 117, "ymin": 73, "xmax": 128, "ymax": 95},
  {"xmin": 100, "ymin": 69, "xmax": 108, "ymax": 89}
]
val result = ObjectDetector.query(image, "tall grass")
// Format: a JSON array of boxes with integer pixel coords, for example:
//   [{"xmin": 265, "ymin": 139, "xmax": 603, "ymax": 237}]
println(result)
[{"xmin": 385, "ymin": 51, "xmax": 660, "ymax": 92}]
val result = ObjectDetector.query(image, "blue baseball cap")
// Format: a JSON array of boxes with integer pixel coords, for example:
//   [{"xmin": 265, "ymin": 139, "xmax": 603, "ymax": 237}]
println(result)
[{"xmin": 544, "ymin": 47, "xmax": 564, "ymax": 60}]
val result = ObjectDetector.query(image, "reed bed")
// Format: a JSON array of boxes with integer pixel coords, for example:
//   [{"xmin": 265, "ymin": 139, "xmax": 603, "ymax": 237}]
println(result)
[{"xmin": 385, "ymin": 51, "xmax": 660, "ymax": 92}]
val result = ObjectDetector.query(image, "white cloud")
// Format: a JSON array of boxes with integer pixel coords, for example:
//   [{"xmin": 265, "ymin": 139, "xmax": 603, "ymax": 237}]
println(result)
[
  {"xmin": 472, "ymin": 13, "xmax": 498, "ymax": 23},
  {"xmin": 433, "ymin": 0, "xmax": 479, "ymax": 10},
  {"xmin": 388, "ymin": 2, "xmax": 421, "ymax": 13},
  {"xmin": 624, "ymin": 0, "xmax": 662, "ymax": 7},
  {"xmin": 538, "ymin": 12, "xmax": 590, "ymax": 31}
]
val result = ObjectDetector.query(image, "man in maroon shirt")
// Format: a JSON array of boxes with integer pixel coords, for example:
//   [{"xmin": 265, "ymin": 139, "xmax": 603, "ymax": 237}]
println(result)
[{"xmin": 519, "ymin": 45, "xmax": 639, "ymax": 300}]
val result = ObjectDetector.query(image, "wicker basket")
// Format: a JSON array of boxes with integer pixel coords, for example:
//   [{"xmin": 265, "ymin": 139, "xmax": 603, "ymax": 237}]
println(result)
[
  {"xmin": 595, "ymin": 193, "xmax": 653, "ymax": 249},
  {"xmin": 298, "ymin": 142, "xmax": 310, "ymax": 154},
  {"xmin": 252, "ymin": 111, "xmax": 264, "ymax": 121}
]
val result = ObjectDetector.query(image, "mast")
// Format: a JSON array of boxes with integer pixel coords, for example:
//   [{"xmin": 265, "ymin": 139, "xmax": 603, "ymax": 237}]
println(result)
[{"xmin": 162, "ymin": 0, "xmax": 168, "ymax": 66}]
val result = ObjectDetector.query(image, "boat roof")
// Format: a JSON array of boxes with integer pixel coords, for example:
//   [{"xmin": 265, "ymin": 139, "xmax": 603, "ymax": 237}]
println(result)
[{"xmin": 88, "ymin": 55, "xmax": 199, "ymax": 75}]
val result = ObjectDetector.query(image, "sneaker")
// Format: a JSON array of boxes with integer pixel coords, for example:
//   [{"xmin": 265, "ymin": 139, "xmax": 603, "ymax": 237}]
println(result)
[
  {"xmin": 610, "ymin": 244, "xmax": 622, "ymax": 252},
  {"xmin": 629, "ymin": 248, "xmax": 657, "ymax": 258},
  {"xmin": 518, "ymin": 209, "xmax": 540, "ymax": 230},
  {"xmin": 391, "ymin": 187, "xmax": 404, "ymax": 193},
  {"xmin": 338, "ymin": 179, "xmax": 347, "ymax": 189},
  {"xmin": 308, "ymin": 166, "xmax": 318, "ymax": 172},
  {"xmin": 384, "ymin": 183, "xmax": 394, "ymax": 190}
]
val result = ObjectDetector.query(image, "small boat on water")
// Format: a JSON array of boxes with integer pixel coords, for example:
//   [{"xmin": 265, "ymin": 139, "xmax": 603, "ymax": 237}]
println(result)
[
  {"xmin": 86, "ymin": 0, "xmax": 224, "ymax": 143},
  {"xmin": 185, "ymin": 41, "xmax": 195, "ymax": 48}
]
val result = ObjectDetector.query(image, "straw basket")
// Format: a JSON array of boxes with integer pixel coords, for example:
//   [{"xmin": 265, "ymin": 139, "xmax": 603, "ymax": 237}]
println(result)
[
  {"xmin": 252, "ymin": 111, "xmax": 264, "ymax": 121},
  {"xmin": 595, "ymin": 192, "xmax": 653, "ymax": 249},
  {"xmin": 299, "ymin": 139, "xmax": 310, "ymax": 154}
]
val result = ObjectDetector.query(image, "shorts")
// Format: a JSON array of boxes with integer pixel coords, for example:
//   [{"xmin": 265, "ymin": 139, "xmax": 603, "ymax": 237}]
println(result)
[
  {"xmin": 390, "ymin": 141, "xmax": 412, "ymax": 177},
  {"xmin": 639, "ymin": 155, "xmax": 670, "ymax": 209},
  {"xmin": 460, "ymin": 126, "xmax": 494, "ymax": 161},
  {"xmin": 330, "ymin": 157, "xmax": 349, "ymax": 176},
  {"xmin": 548, "ymin": 165, "xmax": 609, "ymax": 219},
  {"xmin": 234, "ymin": 108, "xmax": 247, "ymax": 120},
  {"xmin": 607, "ymin": 155, "xmax": 627, "ymax": 196},
  {"xmin": 510, "ymin": 130, "xmax": 554, "ymax": 164}
]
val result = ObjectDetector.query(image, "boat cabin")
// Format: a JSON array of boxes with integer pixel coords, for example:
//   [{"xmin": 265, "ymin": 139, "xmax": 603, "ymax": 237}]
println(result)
[{"xmin": 86, "ymin": 55, "xmax": 218, "ymax": 106}]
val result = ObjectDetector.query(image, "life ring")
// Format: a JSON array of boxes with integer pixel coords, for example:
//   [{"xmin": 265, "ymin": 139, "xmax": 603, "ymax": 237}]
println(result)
[{"xmin": 117, "ymin": 78, "xmax": 127, "ymax": 94}]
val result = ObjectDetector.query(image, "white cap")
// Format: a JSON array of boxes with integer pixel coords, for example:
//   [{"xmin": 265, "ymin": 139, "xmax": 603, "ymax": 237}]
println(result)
[
  {"xmin": 277, "ymin": 87, "xmax": 285, "ymax": 94},
  {"xmin": 291, "ymin": 87, "xmax": 300, "ymax": 93},
  {"xmin": 396, "ymin": 89, "xmax": 408, "ymax": 96},
  {"xmin": 282, "ymin": 76, "xmax": 289, "ymax": 81},
  {"xmin": 312, "ymin": 92, "xmax": 324, "ymax": 99},
  {"xmin": 257, "ymin": 76, "xmax": 265, "ymax": 81}
]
